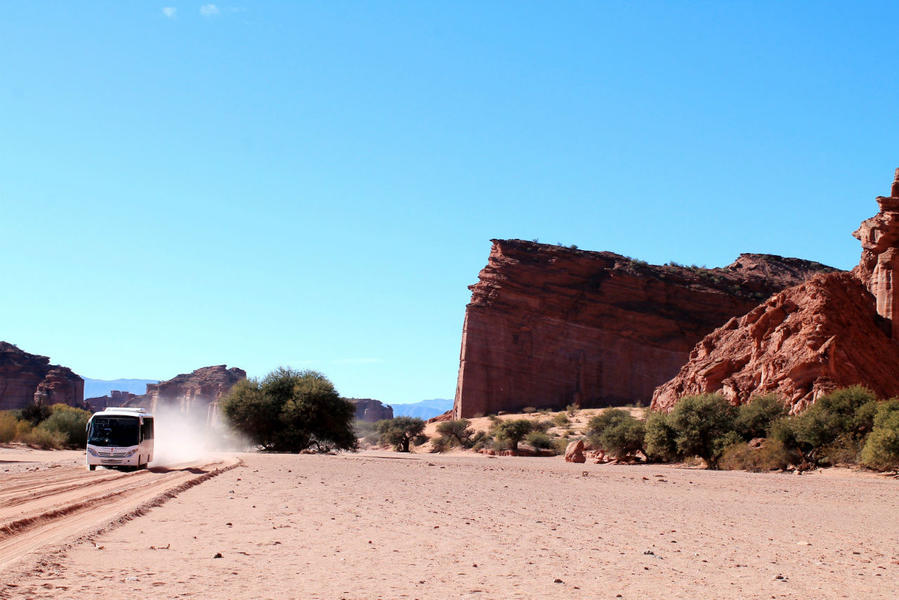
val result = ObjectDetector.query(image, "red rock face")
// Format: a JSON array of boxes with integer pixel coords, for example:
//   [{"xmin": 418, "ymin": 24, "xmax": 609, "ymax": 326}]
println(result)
[
  {"xmin": 651, "ymin": 273, "xmax": 899, "ymax": 413},
  {"xmin": 853, "ymin": 168, "xmax": 899, "ymax": 338},
  {"xmin": 0, "ymin": 342, "xmax": 84, "ymax": 410},
  {"xmin": 85, "ymin": 390, "xmax": 139, "ymax": 412},
  {"xmin": 453, "ymin": 240, "xmax": 834, "ymax": 418},
  {"xmin": 127, "ymin": 365, "xmax": 246, "ymax": 422},
  {"xmin": 346, "ymin": 398, "xmax": 394, "ymax": 422}
]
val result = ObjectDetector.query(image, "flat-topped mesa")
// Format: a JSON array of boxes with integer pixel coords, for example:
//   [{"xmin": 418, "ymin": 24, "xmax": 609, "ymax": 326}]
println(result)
[
  {"xmin": 453, "ymin": 240, "xmax": 836, "ymax": 418},
  {"xmin": 853, "ymin": 168, "xmax": 899, "ymax": 339}
]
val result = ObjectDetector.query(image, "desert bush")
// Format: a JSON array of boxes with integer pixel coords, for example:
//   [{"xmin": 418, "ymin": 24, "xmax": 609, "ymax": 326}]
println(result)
[
  {"xmin": 524, "ymin": 431, "xmax": 556, "ymax": 452},
  {"xmin": 41, "ymin": 404, "xmax": 91, "ymax": 447},
  {"xmin": 469, "ymin": 430, "xmax": 491, "ymax": 452},
  {"xmin": 735, "ymin": 394, "xmax": 788, "ymax": 440},
  {"xmin": 430, "ymin": 435, "xmax": 452, "ymax": 453},
  {"xmin": 0, "ymin": 412, "xmax": 17, "ymax": 443},
  {"xmin": 860, "ymin": 399, "xmax": 899, "ymax": 470},
  {"xmin": 587, "ymin": 409, "xmax": 645, "ymax": 459},
  {"xmin": 718, "ymin": 439, "xmax": 797, "ymax": 472},
  {"xmin": 20, "ymin": 403, "xmax": 51, "ymax": 426},
  {"xmin": 354, "ymin": 420, "xmax": 381, "ymax": 446},
  {"xmin": 436, "ymin": 419, "xmax": 474, "ymax": 448},
  {"xmin": 222, "ymin": 368, "xmax": 357, "ymax": 453},
  {"xmin": 492, "ymin": 419, "xmax": 535, "ymax": 453},
  {"xmin": 644, "ymin": 412, "xmax": 678, "ymax": 462},
  {"xmin": 668, "ymin": 393, "xmax": 737, "ymax": 467},
  {"xmin": 21, "ymin": 425, "xmax": 66, "ymax": 450},
  {"xmin": 792, "ymin": 386, "xmax": 877, "ymax": 449},
  {"xmin": 566, "ymin": 404, "xmax": 578, "ymax": 416},
  {"xmin": 377, "ymin": 417, "xmax": 427, "ymax": 452},
  {"xmin": 552, "ymin": 413, "xmax": 570, "ymax": 427}
]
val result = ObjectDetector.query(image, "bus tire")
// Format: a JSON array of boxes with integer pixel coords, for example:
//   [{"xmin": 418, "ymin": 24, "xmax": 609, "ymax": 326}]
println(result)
[{"xmin": 89, "ymin": 465, "xmax": 96, "ymax": 471}]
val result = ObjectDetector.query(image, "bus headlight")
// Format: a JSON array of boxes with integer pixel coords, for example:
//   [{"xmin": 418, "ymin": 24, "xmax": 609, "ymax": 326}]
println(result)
[
  {"xmin": 87, "ymin": 448, "xmax": 99, "ymax": 456},
  {"xmin": 124, "ymin": 449, "xmax": 137, "ymax": 457}
]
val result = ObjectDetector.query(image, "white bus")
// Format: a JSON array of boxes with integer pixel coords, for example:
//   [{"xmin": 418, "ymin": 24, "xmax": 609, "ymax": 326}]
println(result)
[{"xmin": 85, "ymin": 407, "xmax": 154, "ymax": 471}]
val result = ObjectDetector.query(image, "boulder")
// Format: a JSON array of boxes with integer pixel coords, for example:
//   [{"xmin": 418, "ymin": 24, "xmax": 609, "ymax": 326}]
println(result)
[{"xmin": 565, "ymin": 439, "xmax": 586, "ymax": 463}]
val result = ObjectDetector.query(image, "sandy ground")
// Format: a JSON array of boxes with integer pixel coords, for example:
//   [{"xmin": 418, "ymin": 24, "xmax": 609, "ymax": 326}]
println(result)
[{"xmin": 1, "ymin": 447, "xmax": 896, "ymax": 599}]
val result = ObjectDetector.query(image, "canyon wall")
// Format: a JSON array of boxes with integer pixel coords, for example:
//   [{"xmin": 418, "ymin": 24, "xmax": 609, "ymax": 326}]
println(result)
[
  {"xmin": 651, "ymin": 273, "xmax": 899, "ymax": 412},
  {"xmin": 453, "ymin": 241, "xmax": 834, "ymax": 418},
  {"xmin": 0, "ymin": 342, "xmax": 84, "ymax": 410},
  {"xmin": 346, "ymin": 398, "xmax": 394, "ymax": 422},
  {"xmin": 653, "ymin": 170, "xmax": 899, "ymax": 410},
  {"xmin": 125, "ymin": 365, "xmax": 246, "ymax": 423}
]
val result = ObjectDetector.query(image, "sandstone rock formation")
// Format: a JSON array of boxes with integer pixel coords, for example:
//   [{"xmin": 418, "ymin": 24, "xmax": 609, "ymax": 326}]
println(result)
[
  {"xmin": 564, "ymin": 439, "xmax": 586, "ymax": 463},
  {"xmin": 125, "ymin": 365, "xmax": 246, "ymax": 422},
  {"xmin": 0, "ymin": 342, "xmax": 84, "ymax": 410},
  {"xmin": 853, "ymin": 168, "xmax": 899, "ymax": 338},
  {"xmin": 85, "ymin": 390, "xmax": 139, "ymax": 412},
  {"xmin": 452, "ymin": 240, "xmax": 834, "ymax": 418},
  {"xmin": 651, "ymin": 272, "xmax": 899, "ymax": 412},
  {"xmin": 346, "ymin": 398, "xmax": 394, "ymax": 422}
]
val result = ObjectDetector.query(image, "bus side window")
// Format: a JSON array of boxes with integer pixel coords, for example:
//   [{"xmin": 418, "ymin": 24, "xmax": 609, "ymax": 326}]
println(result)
[{"xmin": 143, "ymin": 418, "xmax": 154, "ymax": 440}]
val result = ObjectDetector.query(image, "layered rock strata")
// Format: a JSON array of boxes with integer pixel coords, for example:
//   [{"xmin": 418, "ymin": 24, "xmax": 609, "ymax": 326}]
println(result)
[
  {"xmin": 651, "ymin": 272, "xmax": 899, "ymax": 412},
  {"xmin": 453, "ymin": 240, "xmax": 835, "ymax": 418},
  {"xmin": 125, "ymin": 365, "xmax": 246, "ymax": 423},
  {"xmin": 346, "ymin": 398, "xmax": 394, "ymax": 422},
  {"xmin": 85, "ymin": 390, "xmax": 138, "ymax": 412},
  {"xmin": 0, "ymin": 342, "xmax": 84, "ymax": 410},
  {"xmin": 853, "ymin": 168, "xmax": 899, "ymax": 338}
]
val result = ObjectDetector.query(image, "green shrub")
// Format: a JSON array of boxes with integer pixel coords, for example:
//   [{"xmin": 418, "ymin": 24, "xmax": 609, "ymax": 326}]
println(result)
[
  {"xmin": 222, "ymin": 368, "xmax": 357, "ymax": 453},
  {"xmin": 21, "ymin": 426, "xmax": 66, "ymax": 449},
  {"xmin": 644, "ymin": 412, "xmax": 678, "ymax": 462},
  {"xmin": 735, "ymin": 394, "xmax": 787, "ymax": 439},
  {"xmin": 41, "ymin": 404, "xmax": 91, "ymax": 447},
  {"xmin": 430, "ymin": 435, "xmax": 452, "ymax": 453},
  {"xmin": 792, "ymin": 386, "xmax": 877, "ymax": 453},
  {"xmin": 377, "ymin": 417, "xmax": 427, "ymax": 452},
  {"xmin": 668, "ymin": 393, "xmax": 738, "ymax": 467},
  {"xmin": 0, "ymin": 412, "xmax": 17, "ymax": 443},
  {"xmin": 20, "ymin": 403, "xmax": 51, "ymax": 426},
  {"xmin": 718, "ymin": 439, "xmax": 797, "ymax": 472},
  {"xmin": 587, "ymin": 409, "xmax": 645, "ymax": 459},
  {"xmin": 552, "ymin": 413, "xmax": 570, "ymax": 427},
  {"xmin": 524, "ymin": 431, "xmax": 556, "ymax": 452},
  {"xmin": 469, "ymin": 430, "xmax": 491, "ymax": 452},
  {"xmin": 436, "ymin": 419, "xmax": 473, "ymax": 447},
  {"xmin": 492, "ymin": 419, "xmax": 535, "ymax": 453},
  {"xmin": 860, "ymin": 399, "xmax": 899, "ymax": 470}
]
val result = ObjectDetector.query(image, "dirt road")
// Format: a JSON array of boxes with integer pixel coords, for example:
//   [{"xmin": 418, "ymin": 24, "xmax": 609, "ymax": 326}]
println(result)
[{"xmin": 0, "ymin": 448, "xmax": 238, "ymax": 576}]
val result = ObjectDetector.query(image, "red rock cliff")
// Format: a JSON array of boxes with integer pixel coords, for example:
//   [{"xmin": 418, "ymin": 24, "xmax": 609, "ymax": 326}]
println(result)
[
  {"xmin": 651, "ymin": 273, "xmax": 899, "ymax": 412},
  {"xmin": 0, "ymin": 342, "xmax": 84, "ymax": 410},
  {"xmin": 453, "ymin": 241, "xmax": 834, "ymax": 418},
  {"xmin": 126, "ymin": 365, "xmax": 246, "ymax": 422},
  {"xmin": 853, "ymin": 168, "xmax": 899, "ymax": 338}
]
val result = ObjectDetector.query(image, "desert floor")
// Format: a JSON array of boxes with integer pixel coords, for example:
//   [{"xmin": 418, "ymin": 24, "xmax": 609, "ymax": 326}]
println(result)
[{"xmin": 1, "ymin": 447, "xmax": 897, "ymax": 599}]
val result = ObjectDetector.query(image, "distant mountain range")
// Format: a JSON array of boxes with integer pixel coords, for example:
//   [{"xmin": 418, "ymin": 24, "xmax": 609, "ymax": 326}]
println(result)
[
  {"xmin": 83, "ymin": 378, "xmax": 158, "ymax": 399},
  {"xmin": 388, "ymin": 398, "xmax": 452, "ymax": 420}
]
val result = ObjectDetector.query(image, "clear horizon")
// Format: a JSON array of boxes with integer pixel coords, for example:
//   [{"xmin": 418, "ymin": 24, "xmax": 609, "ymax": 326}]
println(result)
[{"xmin": 3, "ymin": 2, "xmax": 898, "ymax": 404}]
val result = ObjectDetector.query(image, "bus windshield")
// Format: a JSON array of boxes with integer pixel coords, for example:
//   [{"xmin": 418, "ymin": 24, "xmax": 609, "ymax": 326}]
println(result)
[{"xmin": 87, "ymin": 417, "xmax": 140, "ymax": 447}]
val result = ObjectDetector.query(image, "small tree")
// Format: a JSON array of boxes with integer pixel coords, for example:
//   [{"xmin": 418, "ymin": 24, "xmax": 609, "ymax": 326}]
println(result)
[
  {"xmin": 492, "ymin": 419, "xmax": 535, "ymax": 453},
  {"xmin": 860, "ymin": 399, "xmax": 899, "ymax": 471},
  {"xmin": 644, "ymin": 412, "xmax": 678, "ymax": 462},
  {"xmin": 668, "ymin": 393, "xmax": 737, "ymax": 468},
  {"xmin": 435, "ymin": 419, "xmax": 473, "ymax": 448},
  {"xmin": 791, "ymin": 386, "xmax": 877, "ymax": 464},
  {"xmin": 378, "ymin": 417, "xmax": 427, "ymax": 452},
  {"xmin": 587, "ymin": 409, "xmax": 645, "ymax": 460},
  {"xmin": 222, "ymin": 368, "xmax": 357, "ymax": 453}
]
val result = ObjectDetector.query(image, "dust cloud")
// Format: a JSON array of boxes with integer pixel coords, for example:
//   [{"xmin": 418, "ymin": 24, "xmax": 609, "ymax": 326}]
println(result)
[{"xmin": 150, "ymin": 403, "xmax": 251, "ymax": 468}]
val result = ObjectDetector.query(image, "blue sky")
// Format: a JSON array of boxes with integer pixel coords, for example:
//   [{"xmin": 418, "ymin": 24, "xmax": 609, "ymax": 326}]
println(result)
[{"xmin": 2, "ymin": 2, "xmax": 897, "ymax": 404}]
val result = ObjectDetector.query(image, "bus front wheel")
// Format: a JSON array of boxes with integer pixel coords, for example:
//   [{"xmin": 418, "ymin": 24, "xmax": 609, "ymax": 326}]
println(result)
[{"xmin": 88, "ymin": 465, "xmax": 96, "ymax": 471}]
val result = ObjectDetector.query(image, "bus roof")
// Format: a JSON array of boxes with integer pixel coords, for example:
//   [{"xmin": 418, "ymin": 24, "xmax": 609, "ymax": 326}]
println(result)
[{"xmin": 91, "ymin": 407, "xmax": 153, "ymax": 418}]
